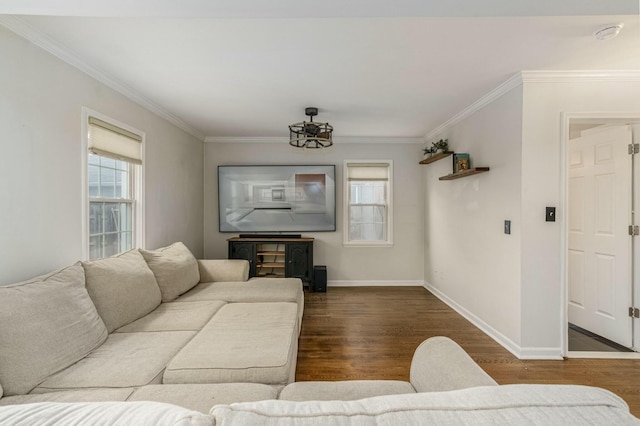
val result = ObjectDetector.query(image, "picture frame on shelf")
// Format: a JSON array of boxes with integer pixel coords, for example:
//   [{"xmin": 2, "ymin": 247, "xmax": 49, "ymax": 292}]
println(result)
[{"xmin": 453, "ymin": 153, "xmax": 471, "ymax": 173}]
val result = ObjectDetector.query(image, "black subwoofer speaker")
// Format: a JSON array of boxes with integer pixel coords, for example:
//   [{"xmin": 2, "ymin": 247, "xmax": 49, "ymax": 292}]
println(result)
[{"xmin": 313, "ymin": 265, "xmax": 327, "ymax": 292}]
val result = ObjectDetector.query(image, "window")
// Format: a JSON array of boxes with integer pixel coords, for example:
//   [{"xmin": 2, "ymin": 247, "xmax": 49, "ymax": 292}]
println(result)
[
  {"xmin": 83, "ymin": 110, "xmax": 144, "ymax": 259},
  {"xmin": 344, "ymin": 161, "xmax": 393, "ymax": 246}
]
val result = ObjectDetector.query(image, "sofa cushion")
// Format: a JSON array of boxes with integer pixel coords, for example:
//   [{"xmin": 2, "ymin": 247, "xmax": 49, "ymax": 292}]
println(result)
[
  {"xmin": 0, "ymin": 264, "xmax": 108, "ymax": 396},
  {"xmin": 0, "ymin": 389, "xmax": 134, "ymax": 406},
  {"xmin": 129, "ymin": 384, "xmax": 279, "ymax": 414},
  {"xmin": 0, "ymin": 401, "xmax": 213, "ymax": 426},
  {"xmin": 211, "ymin": 385, "xmax": 637, "ymax": 425},
  {"xmin": 140, "ymin": 242, "xmax": 200, "ymax": 302},
  {"xmin": 164, "ymin": 302, "xmax": 298, "ymax": 385},
  {"xmin": 175, "ymin": 279, "xmax": 304, "ymax": 331},
  {"xmin": 82, "ymin": 249, "xmax": 162, "ymax": 333},
  {"xmin": 176, "ymin": 278, "xmax": 302, "ymax": 304},
  {"xmin": 279, "ymin": 380, "xmax": 416, "ymax": 401},
  {"xmin": 34, "ymin": 331, "xmax": 195, "ymax": 392},
  {"xmin": 115, "ymin": 301, "xmax": 226, "ymax": 333},
  {"xmin": 197, "ymin": 259, "xmax": 249, "ymax": 283}
]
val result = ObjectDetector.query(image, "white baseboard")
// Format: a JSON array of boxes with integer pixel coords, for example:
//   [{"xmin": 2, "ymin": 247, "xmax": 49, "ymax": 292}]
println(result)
[
  {"xmin": 424, "ymin": 282, "xmax": 563, "ymax": 360},
  {"xmin": 328, "ymin": 280, "xmax": 424, "ymax": 287},
  {"xmin": 519, "ymin": 347, "xmax": 564, "ymax": 360},
  {"xmin": 567, "ymin": 351, "xmax": 640, "ymax": 359}
]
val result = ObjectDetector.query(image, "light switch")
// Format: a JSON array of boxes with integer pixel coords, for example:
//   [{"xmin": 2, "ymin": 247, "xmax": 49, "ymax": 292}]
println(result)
[
  {"xmin": 546, "ymin": 207, "xmax": 556, "ymax": 222},
  {"xmin": 504, "ymin": 220, "xmax": 511, "ymax": 235}
]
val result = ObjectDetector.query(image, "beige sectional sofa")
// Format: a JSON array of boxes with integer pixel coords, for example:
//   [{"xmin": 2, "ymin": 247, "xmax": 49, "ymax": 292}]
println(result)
[
  {"xmin": 0, "ymin": 337, "xmax": 637, "ymax": 424},
  {"xmin": 0, "ymin": 244, "xmax": 637, "ymax": 424},
  {"xmin": 0, "ymin": 242, "xmax": 303, "ymax": 412}
]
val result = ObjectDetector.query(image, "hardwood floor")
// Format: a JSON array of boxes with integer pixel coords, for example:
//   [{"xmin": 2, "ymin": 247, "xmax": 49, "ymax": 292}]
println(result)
[{"xmin": 296, "ymin": 286, "xmax": 640, "ymax": 417}]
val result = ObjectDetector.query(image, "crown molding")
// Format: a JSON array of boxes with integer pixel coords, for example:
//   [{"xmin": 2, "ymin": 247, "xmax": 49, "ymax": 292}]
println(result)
[
  {"xmin": 205, "ymin": 136, "xmax": 425, "ymax": 144},
  {"xmin": 1, "ymin": 1, "xmax": 636, "ymax": 18},
  {"xmin": 521, "ymin": 70, "xmax": 640, "ymax": 83},
  {"xmin": 0, "ymin": 15, "xmax": 205, "ymax": 141},
  {"xmin": 205, "ymin": 137, "xmax": 287, "ymax": 144},
  {"xmin": 425, "ymin": 72, "xmax": 523, "ymax": 141},
  {"xmin": 425, "ymin": 70, "xmax": 640, "ymax": 141}
]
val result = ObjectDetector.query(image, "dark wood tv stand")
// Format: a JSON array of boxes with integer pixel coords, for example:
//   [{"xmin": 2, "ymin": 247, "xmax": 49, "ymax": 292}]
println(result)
[{"xmin": 227, "ymin": 237, "xmax": 314, "ymax": 287}]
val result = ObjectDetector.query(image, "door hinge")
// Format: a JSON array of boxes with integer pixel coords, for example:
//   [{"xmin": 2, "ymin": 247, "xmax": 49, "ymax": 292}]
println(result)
[
  {"xmin": 630, "ymin": 307, "xmax": 640, "ymax": 318},
  {"xmin": 629, "ymin": 144, "xmax": 640, "ymax": 155},
  {"xmin": 629, "ymin": 225, "xmax": 640, "ymax": 236}
]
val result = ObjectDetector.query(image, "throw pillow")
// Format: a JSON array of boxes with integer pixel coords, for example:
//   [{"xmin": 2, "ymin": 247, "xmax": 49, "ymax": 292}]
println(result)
[
  {"xmin": 82, "ymin": 249, "xmax": 161, "ymax": 333},
  {"xmin": 140, "ymin": 242, "xmax": 200, "ymax": 302},
  {"xmin": 0, "ymin": 263, "xmax": 108, "ymax": 395}
]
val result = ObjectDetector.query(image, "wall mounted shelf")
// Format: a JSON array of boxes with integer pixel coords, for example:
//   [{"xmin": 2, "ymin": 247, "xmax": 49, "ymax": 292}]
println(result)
[
  {"xmin": 439, "ymin": 167, "xmax": 490, "ymax": 180},
  {"xmin": 419, "ymin": 151, "xmax": 453, "ymax": 165}
]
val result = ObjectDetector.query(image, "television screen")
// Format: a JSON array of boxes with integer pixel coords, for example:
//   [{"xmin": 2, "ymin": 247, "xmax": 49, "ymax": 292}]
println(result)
[{"xmin": 218, "ymin": 165, "xmax": 336, "ymax": 233}]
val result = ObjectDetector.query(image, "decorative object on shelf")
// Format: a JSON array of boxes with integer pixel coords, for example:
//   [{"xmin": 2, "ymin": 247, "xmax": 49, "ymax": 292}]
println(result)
[
  {"xmin": 423, "ymin": 139, "xmax": 449, "ymax": 156},
  {"xmin": 420, "ymin": 141, "xmax": 490, "ymax": 178},
  {"xmin": 453, "ymin": 153, "xmax": 471, "ymax": 173},
  {"xmin": 289, "ymin": 107, "xmax": 333, "ymax": 148},
  {"xmin": 419, "ymin": 151, "xmax": 453, "ymax": 165}
]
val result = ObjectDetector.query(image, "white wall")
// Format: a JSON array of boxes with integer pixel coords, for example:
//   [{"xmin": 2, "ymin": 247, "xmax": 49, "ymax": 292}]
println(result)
[
  {"xmin": 424, "ymin": 75, "xmax": 640, "ymax": 358},
  {"xmin": 204, "ymin": 142, "xmax": 424, "ymax": 283},
  {"xmin": 424, "ymin": 87, "xmax": 524, "ymax": 349},
  {"xmin": 520, "ymin": 80, "xmax": 640, "ymax": 351},
  {"xmin": 0, "ymin": 27, "xmax": 204, "ymax": 285}
]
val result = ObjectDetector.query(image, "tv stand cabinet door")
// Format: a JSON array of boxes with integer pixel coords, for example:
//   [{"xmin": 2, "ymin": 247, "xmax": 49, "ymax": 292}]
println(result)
[
  {"xmin": 228, "ymin": 242, "xmax": 257, "ymax": 277},
  {"xmin": 285, "ymin": 242, "xmax": 313, "ymax": 285}
]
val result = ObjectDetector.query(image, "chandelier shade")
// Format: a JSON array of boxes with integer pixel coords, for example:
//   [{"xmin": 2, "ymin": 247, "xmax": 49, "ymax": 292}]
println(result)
[{"xmin": 289, "ymin": 107, "xmax": 333, "ymax": 148}]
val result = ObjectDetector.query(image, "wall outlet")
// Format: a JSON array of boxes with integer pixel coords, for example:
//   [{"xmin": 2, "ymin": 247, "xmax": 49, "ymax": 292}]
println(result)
[{"xmin": 504, "ymin": 220, "xmax": 511, "ymax": 235}]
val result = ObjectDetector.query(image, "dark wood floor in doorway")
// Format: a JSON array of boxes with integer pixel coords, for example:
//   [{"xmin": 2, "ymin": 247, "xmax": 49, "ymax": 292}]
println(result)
[
  {"xmin": 568, "ymin": 323, "xmax": 633, "ymax": 352},
  {"xmin": 295, "ymin": 286, "xmax": 640, "ymax": 417}
]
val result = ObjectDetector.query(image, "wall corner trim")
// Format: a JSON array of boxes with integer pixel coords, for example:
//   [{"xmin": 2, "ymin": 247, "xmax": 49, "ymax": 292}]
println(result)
[{"xmin": 0, "ymin": 15, "xmax": 205, "ymax": 141}]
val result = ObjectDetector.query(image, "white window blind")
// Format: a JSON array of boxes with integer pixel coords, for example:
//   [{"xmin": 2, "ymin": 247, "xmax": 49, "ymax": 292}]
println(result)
[
  {"xmin": 346, "ymin": 163, "xmax": 389, "ymax": 181},
  {"xmin": 88, "ymin": 117, "xmax": 142, "ymax": 164}
]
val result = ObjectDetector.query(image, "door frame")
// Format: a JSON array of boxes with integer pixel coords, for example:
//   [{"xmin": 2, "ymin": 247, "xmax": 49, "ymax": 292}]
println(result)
[{"xmin": 560, "ymin": 112, "xmax": 640, "ymax": 357}]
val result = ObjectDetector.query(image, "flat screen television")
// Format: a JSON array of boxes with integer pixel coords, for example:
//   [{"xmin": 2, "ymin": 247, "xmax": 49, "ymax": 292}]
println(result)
[{"xmin": 218, "ymin": 165, "xmax": 336, "ymax": 233}]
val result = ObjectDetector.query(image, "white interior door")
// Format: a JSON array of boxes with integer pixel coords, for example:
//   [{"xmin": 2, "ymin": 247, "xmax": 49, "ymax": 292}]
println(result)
[{"xmin": 568, "ymin": 125, "xmax": 633, "ymax": 348}]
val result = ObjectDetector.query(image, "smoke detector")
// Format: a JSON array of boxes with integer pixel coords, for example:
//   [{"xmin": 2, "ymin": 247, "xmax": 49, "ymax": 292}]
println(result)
[{"xmin": 593, "ymin": 24, "xmax": 623, "ymax": 41}]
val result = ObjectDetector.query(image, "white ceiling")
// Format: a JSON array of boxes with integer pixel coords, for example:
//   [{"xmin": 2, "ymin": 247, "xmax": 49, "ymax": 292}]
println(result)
[{"xmin": 1, "ymin": 1, "xmax": 639, "ymax": 141}]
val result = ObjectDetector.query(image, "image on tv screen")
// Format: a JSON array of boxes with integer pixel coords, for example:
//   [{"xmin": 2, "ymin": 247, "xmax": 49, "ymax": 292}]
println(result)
[{"xmin": 218, "ymin": 165, "xmax": 336, "ymax": 233}]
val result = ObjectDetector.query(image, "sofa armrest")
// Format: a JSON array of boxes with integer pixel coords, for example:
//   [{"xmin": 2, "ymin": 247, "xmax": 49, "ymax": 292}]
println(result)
[
  {"xmin": 409, "ymin": 336, "xmax": 498, "ymax": 392},
  {"xmin": 197, "ymin": 259, "xmax": 249, "ymax": 283}
]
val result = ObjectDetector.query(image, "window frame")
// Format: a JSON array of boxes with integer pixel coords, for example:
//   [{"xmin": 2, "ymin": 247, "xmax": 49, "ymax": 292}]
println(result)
[
  {"xmin": 343, "ymin": 160, "xmax": 393, "ymax": 247},
  {"xmin": 81, "ymin": 107, "xmax": 145, "ymax": 260}
]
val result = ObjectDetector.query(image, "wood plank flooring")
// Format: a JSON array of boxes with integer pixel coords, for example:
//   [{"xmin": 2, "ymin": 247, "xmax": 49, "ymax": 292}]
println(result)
[{"xmin": 295, "ymin": 286, "xmax": 640, "ymax": 417}]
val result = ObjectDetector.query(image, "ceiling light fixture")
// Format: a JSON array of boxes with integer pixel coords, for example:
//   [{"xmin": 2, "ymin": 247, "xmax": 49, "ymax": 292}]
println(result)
[
  {"xmin": 289, "ymin": 107, "xmax": 333, "ymax": 149},
  {"xmin": 593, "ymin": 24, "xmax": 623, "ymax": 41}
]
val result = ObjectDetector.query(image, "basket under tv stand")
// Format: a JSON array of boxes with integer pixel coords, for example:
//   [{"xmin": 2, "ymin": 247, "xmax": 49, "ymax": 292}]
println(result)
[{"xmin": 227, "ymin": 236, "xmax": 314, "ymax": 288}]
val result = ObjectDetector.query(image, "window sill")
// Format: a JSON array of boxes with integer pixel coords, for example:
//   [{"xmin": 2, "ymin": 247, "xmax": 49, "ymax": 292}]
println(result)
[{"xmin": 343, "ymin": 242, "xmax": 394, "ymax": 248}]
